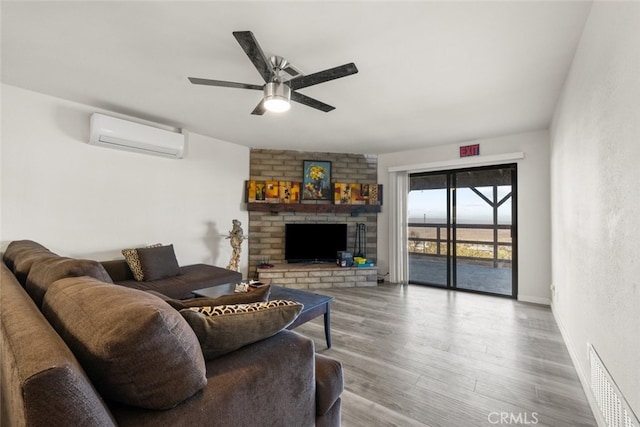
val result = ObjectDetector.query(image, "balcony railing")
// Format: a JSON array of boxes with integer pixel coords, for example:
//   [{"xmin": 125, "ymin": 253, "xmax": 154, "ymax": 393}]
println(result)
[{"xmin": 408, "ymin": 222, "xmax": 512, "ymax": 268}]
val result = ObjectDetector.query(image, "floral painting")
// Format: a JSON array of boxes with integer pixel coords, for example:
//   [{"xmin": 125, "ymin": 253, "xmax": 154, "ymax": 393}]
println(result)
[{"xmin": 302, "ymin": 160, "xmax": 332, "ymax": 200}]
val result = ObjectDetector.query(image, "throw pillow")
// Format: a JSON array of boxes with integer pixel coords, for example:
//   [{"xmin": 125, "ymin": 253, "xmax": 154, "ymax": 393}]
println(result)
[
  {"xmin": 42, "ymin": 277, "xmax": 207, "ymax": 410},
  {"xmin": 2, "ymin": 239, "xmax": 52, "ymax": 273},
  {"xmin": 136, "ymin": 244, "xmax": 181, "ymax": 281},
  {"xmin": 25, "ymin": 257, "xmax": 114, "ymax": 308},
  {"xmin": 163, "ymin": 284, "xmax": 271, "ymax": 311},
  {"xmin": 121, "ymin": 243, "xmax": 162, "ymax": 281},
  {"xmin": 181, "ymin": 300, "xmax": 303, "ymax": 360}
]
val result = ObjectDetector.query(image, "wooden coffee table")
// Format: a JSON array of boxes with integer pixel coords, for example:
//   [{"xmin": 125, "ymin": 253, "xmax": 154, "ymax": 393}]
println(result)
[{"xmin": 192, "ymin": 284, "xmax": 334, "ymax": 348}]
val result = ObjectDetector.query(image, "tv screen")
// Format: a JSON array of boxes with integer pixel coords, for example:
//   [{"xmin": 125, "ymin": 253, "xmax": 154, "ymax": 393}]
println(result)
[{"xmin": 285, "ymin": 223, "xmax": 348, "ymax": 263}]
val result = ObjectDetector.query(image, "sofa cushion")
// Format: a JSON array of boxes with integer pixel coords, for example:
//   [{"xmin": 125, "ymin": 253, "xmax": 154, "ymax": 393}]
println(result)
[
  {"xmin": 181, "ymin": 300, "xmax": 302, "ymax": 360},
  {"xmin": 3, "ymin": 239, "xmax": 51, "ymax": 272},
  {"xmin": 25, "ymin": 257, "xmax": 114, "ymax": 307},
  {"xmin": 107, "ymin": 330, "xmax": 316, "ymax": 427},
  {"xmin": 158, "ymin": 284, "xmax": 271, "ymax": 310},
  {"xmin": 136, "ymin": 244, "xmax": 181, "ymax": 281},
  {"xmin": 121, "ymin": 243, "xmax": 162, "ymax": 281},
  {"xmin": 3, "ymin": 240, "xmax": 59, "ymax": 286},
  {"xmin": 42, "ymin": 277, "xmax": 207, "ymax": 410},
  {"xmin": 114, "ymin": 264, "xmax": 242, "ymax": 300}
]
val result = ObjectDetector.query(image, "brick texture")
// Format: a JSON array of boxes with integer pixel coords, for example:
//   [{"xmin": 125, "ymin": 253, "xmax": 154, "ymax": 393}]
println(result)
[{"xmin": 257, "ymin": 264, "xmax": 377, "ymax": 289}]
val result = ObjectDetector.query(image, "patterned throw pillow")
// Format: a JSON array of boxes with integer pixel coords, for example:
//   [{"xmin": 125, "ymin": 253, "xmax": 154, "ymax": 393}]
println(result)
[
  {"xmin": 190, "ymin": 299, "xmax": 294, "ymax": 316},
  {"xmin": 122, "ymin": 244, "xmax": 162, "ymax": 281},
  {"xmin": 180, "ymin": 300, "xmax": 303, "ymax": 360}
]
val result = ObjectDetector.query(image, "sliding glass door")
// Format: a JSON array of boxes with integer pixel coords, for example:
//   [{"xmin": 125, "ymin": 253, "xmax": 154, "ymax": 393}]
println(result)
[
  {"xmin": 408, "ymin": 164, "xmax": 517, "ymax": 298},
  {"xmin": 408, "ymin": 173, "xmax": 450, "ymax": 288}
]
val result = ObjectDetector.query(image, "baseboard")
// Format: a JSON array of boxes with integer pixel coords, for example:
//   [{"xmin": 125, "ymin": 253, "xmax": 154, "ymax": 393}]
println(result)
[
  {"xmin": 551, "ymin": 302, "xmax": 606, "ymax": 427},
  {"xmin": 517, "ymin": 294, "xmax": 550, "ymax": 305}
]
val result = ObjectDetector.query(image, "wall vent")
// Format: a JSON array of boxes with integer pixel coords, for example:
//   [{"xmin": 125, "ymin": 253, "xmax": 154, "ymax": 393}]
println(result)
[{"xmin": 589, "ymin": 344, "xmax": 639, "ymax": 427}]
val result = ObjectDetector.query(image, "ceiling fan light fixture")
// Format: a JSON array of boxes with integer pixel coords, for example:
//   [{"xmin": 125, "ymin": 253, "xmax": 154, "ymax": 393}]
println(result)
[{"xmin": 263, "ymin": 82, "xmax": 291, "ymax": 113}]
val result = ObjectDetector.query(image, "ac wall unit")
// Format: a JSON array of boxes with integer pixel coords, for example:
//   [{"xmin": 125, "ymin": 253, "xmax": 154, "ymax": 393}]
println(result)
[{"xmin": 89, "ymin": 113, "xmax": 185, "ymax": 159}]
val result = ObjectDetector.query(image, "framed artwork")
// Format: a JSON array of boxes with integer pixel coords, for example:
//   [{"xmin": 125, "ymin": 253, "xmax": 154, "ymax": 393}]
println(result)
[
  {"xmin": 278, "ymin": 181, "xmax": 301, "ymax": 204},
  {"xmin": 246, "ymin": 180, "xmax": 302, "ymax": 203},
  {"xmin": 246, "ymin": 180, "xmax": 267, "ymax": 202},
  {"xmin": 265, "ymin": 181, "xmax": 280, "ymax": 202},
  {"xmin": 332, "ymin": 183, "xmax": 384, "ymax": 205},
  {"xmin": 365, "ymin": 184, "xmax": 382, "ymax": 205},
  {"xmin": 302, "ymin": 160, "xmax": 332, "ymax": 200},
  {"xmin": 333, "ymin": 182, "xmax": 351, "ymax": 204}
]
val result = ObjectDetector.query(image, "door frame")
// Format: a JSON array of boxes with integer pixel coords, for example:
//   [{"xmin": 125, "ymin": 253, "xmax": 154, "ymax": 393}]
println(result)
[{"xmin": 408, "ymin": 163, "xmax": 518, "ymax": 298}]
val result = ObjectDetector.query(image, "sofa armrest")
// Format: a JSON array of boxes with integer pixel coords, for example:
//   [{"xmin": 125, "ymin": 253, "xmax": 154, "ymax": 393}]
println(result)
[
  {"xmin": 1, "ymin": 263, "xmax": 117, "ymax": 427},
  {"xmin": 315, "ymin": 353, "xmax": 344, "ymax": 416},
  {"xmin": 100, "ymin": 260, "xmax": 134, "ymax": 282}
]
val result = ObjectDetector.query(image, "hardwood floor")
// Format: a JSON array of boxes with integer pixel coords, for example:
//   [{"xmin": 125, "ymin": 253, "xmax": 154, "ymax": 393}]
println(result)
[{"xmin": 295, "ymin": 284, "xmax": 596, "ymax": 427}]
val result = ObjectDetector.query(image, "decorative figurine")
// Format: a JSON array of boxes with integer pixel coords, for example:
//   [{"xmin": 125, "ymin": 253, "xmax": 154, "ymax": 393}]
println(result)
[{"xmin": 226, "ymin": 219, "xmax": 246, "ymax": 272}]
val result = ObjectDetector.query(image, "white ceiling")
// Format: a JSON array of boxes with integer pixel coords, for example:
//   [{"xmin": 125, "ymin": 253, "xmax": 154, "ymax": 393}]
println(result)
[{"xmin": 1, "ymin": 1, "xmax": 592, "ymax": 154}]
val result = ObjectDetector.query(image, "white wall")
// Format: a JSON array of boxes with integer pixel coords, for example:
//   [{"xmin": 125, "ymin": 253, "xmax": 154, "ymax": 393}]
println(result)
[
  {"xmin": 550, "ymin": 1, "xmax": 640, "ymax": 415},
  {"xmin": 378, "ymin": 130, "xmax": 551, "ymax": 304},
  {"xmin": 1, "ymin": 84, "xmax": 250, "ymax": 275}
]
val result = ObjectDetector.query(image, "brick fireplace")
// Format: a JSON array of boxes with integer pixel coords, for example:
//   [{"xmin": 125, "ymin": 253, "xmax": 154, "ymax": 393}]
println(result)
[{"xmin": 247, "ymin": 149, "xmax": 379, "ymax": 285}]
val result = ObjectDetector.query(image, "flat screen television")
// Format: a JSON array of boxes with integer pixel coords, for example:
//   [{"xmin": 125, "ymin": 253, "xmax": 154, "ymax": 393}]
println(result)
[{"xmin": 285, "ymin": 223, "xmax": 348, "ymax": 263}]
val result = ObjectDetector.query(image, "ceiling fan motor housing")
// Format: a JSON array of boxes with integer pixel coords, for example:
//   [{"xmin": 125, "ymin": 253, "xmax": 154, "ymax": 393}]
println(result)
[{"xmin": 264, "ymin": 82, "xmax": 291, "ymax": 112}]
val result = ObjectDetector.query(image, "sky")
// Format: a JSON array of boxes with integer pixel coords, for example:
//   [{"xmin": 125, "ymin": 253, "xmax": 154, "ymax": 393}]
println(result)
[{"xmin": 408, "ymin": 186, "xmax": 512, "ymax": 224}]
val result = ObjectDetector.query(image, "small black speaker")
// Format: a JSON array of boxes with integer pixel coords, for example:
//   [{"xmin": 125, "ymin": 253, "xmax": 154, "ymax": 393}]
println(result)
[{"xmin": 336, "ymin": 251, "xmax": 353, "ymax": 267}]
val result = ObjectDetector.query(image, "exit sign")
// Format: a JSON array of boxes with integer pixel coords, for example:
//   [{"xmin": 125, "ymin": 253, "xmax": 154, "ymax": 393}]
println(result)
[{"xmin": 460, "ymin": 144, "xmax": 480, "ymax": 157}]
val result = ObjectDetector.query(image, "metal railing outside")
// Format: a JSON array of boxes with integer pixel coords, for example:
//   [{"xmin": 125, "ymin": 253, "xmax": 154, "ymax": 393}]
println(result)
[{"xmin": 408, "ymin": 222, "xmax": 512, "ymax": 268}]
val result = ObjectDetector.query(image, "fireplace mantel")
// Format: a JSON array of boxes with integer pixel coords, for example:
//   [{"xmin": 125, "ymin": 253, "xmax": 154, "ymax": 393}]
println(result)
[{"xmin": 246, "ymin": 203, "xmax": 381, "ymax": 215}]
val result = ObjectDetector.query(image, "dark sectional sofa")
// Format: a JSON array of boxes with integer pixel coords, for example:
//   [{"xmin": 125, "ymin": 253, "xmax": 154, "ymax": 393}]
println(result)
[
  {"xmin": 1, "ymin": 240, "xmax": 343, "ymax": 426},
  {"xmin": 100, "ymin": 258, "xmax": 242, "ymax": 299}
]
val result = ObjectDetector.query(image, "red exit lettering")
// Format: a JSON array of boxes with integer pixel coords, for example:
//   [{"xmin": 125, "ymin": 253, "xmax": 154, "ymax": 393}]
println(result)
[{"xmin": 460, "ymin": 144, "xmax": 480, "ymax": 157}]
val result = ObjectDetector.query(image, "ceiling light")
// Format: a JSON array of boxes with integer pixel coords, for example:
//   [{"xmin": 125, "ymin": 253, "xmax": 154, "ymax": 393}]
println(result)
[{"xmin": 264, "ymin": 82, "xmax": 291, "ymax": 113}]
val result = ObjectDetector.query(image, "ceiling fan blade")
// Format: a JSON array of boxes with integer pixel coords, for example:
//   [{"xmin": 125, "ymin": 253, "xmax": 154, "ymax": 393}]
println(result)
[
  {"xmin": 233, "ymin": 31, "xmax": 273, "ymax": 83},
  {"xmin": 188, "ymin": 77, "xmax": 263, "ymax": 91},
  {"xmin": 251, "ymin": 100, "xmax": 267, "ymax": 115},
  {"xmin": 283, "ymin": 65, "xmax": 301, "ymax": 78},
  {"xmin": 291, "ymin": 91, "xmax": 335, "ymax": 112},
  {"xmin": 288, "ymin": 63, "xmax": 358, "ymax": 90}
]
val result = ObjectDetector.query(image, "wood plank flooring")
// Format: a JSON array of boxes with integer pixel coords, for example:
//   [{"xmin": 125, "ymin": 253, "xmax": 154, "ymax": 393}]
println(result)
[{"xmin": 295, "ymin": 284, "xmax": 596, "ymax": 427}]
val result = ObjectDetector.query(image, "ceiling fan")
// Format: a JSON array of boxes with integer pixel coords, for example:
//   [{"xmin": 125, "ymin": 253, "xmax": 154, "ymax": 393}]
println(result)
[{"xmin": 188, "ymin": 31, "xmax": 358, "ymax": 115}]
